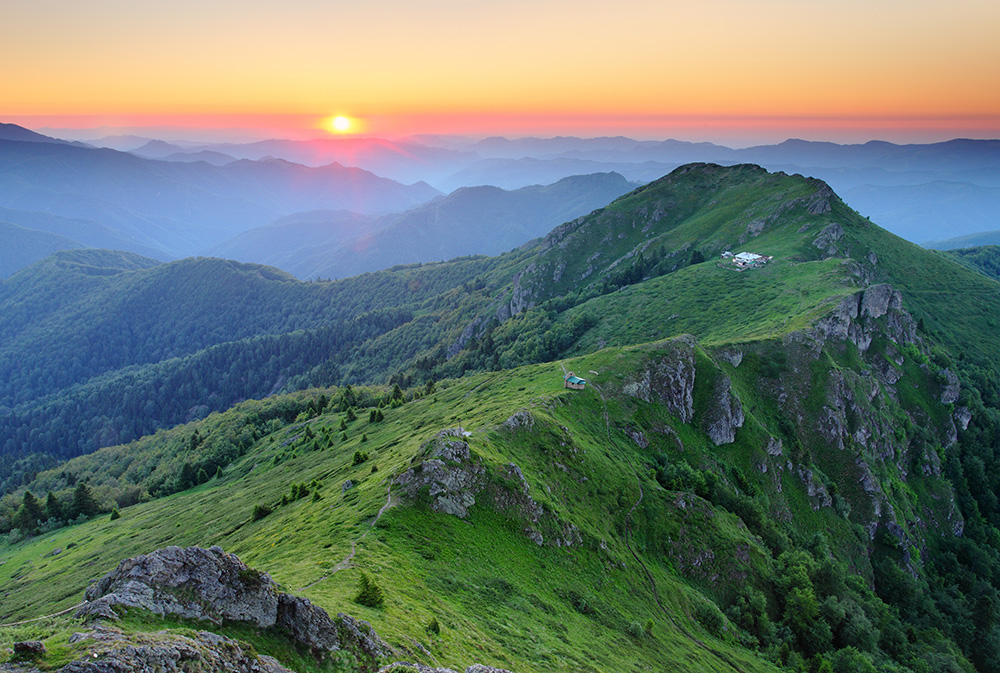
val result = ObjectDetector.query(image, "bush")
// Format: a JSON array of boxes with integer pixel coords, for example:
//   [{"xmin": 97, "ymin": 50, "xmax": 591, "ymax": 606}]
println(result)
[
  {"xmin": 252, "ymin": 504, "xmax": 272, "ymax": 520},
  {"xmin": 353, "ymin": 450, "xmax": 369, "ymax": 465},
  {"xmin": 110, "ymin": 507, "xmax": 120, "ymax": 521},
  {"xmin": 427, "ymin": 617, "xmax": 440, "ymax": 635},
  {"xmin": 354, "ymin": 573, "xmax": 385, "ymax": 608}
]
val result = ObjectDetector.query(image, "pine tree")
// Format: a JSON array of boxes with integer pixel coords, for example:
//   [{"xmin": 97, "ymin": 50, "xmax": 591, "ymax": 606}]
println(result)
[
  {"xmin": 72, "ymin": 482, "xmax": 99, "ymax": 519},
  {"xmin": 46, "ymin": 491, "xmax": 64, "ymax": 522},
  {"xmin": 353, "ymin": 573, "xmax": 385, "ymax": 608},
  {"xmin": 16, "ymin": 490, "xmax": 45, "ymax": 530}
]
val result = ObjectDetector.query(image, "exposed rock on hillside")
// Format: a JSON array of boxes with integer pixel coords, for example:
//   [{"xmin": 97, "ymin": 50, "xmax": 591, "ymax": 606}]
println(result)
[
  {"xmin": 395, "ymin": 428, "xmax": 485, "ymax": 518},
  {"xmin": 620, "ymin": 336, "xmax": 697, "ymax": 422},
  {"xmin": 77, "ymin": 545, "xmax": 391, "ymax": 668},
  {"xmin": 813, "ymin": 283, "xmax": 917, "ymax": 356},
  {"xmin": 28, "ymin": 626, "xmax": 295, "ymax": 673},
  {"xmin": 395, "ymin": 428, "xmax": 581, "ymax": 547},
  {"xmin": 700, "ymin": 375, "xmax": 744, "ymax": 446}
]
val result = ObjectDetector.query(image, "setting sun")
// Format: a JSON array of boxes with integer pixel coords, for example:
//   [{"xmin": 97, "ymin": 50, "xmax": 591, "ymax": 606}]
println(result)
[{"xmin": 329, "ymin": 116, "xmax": 352, "ymax": 133}]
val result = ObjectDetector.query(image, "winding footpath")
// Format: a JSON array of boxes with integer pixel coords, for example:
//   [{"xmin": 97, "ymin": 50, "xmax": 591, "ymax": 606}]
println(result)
[{"xmin": 301, "ymin": 478, "xmax": 395, "ymax": 591}]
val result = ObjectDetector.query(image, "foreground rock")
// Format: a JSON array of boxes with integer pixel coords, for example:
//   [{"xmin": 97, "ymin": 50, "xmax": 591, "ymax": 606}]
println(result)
[
  {"xmin": 0, "ymin": 546, "xmax": 514, "ymax": 673},
  {"xmin": 71, "ymin": 545, "xmax": 389, "ymax": 671}
]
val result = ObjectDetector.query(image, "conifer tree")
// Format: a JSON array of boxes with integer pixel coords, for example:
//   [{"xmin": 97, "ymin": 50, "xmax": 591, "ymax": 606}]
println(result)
[
  {"xmin": 16, "ymin": 490, "xmax": 45, "ymax": 530},
  {"xmin": 46, "ymin": 491, "xmax": 64, "ymax": 522},
  {"xmin": 72, "ymin": 482, "xmax": 99, "ymax": 518}
]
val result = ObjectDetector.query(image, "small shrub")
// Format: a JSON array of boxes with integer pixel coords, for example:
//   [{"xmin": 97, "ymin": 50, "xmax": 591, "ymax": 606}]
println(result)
[
  {"xmin": 252, "ymin": 504, "xmax": 272, "ymax": 521},
  {"xmin": 371, "ymin": 464, "xmax": 379, "ymax": 473},
  {"xmin": 110, "ymin": 507, "xmax": 121, "ymax": 521},
  {"xmin": 427, "ymin": 617, "xmax": 441, "ymax": 635},
  {"xmin": 353, "ymin": 450, "xmax": 369, "ymax": 465},
  {"xmin": 354, "ymin": 573, "xmax": 385, "ymax": 608}
]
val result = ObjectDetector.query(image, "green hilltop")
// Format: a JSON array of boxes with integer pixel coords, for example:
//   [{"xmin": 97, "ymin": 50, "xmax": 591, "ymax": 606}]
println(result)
[{"xmin": 3, "ymin": 164, "xmax": 1000, "ymax": 672}]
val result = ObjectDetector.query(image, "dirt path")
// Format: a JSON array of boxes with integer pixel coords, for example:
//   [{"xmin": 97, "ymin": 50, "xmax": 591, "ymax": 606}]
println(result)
[
  {"xmin": 590, "ymin": 383, "xmax": 749, "ymax": 673},
  {"xmin": 301, "ymin": 478, "xmax": 395, "ymax": 591},
  {"xmin": 0, "ymin": 601, "xmax": 86, "ymax": 628}
]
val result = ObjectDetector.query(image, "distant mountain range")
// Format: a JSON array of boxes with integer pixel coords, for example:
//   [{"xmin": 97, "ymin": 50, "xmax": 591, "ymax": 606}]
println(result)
[
  {"xmin": 75, "ymin": 131, "xmax": 1000, "ymax": 246},
  {"xmin": 0, "ymin": 125, "xmax": 441, "ymax": 269},
  {"xmin": 926, "ymin": 229, "xmax": 1000, "ymax": 250},
  {"xmin": 209, "ymin": 172, "xmax": 635, "ymax": 279}
]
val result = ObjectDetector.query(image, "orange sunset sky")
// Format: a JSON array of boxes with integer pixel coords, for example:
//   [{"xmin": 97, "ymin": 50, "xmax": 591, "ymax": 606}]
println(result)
[{"xmin": 3, "ymin": 0, "xmax": 999, "ymax": 144}]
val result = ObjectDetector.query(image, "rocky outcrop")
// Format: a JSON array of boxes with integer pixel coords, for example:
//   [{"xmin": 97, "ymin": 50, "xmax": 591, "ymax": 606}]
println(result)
[
  {"xmin": 620, "ymin": 336, "xmax": 697, "ymax": 422},
  {"xmin": 939, "ymin": 369, "xmax": 960, "ymax": 404},
  {"xmin": 79, "ymin": 545, "xmax": 281, "ymax": 628},
  {"xmin": 34, "ymin": 626, "xmax": 295, "ymax": 673},
  {"xmin": 76, "ymin": 545, "xmax": 391, "ymax": 669},
  {"xmin": 955, "ymin": 406, "xmax": 972, "ymax": 431},
  {"xmin": 813, "ymin": 223, "xmax": 843, "ymax": 257},
  {"xmin": 502, "ymin": 410, "xmax": 535, "ymax": 432},
  {"xmin": 395, "ymin": 428, "xmax": 485, "ymax": 518},
  {"xmin": 700, "ymin": 375, "xmax": 744, "ymax": 446},
  {"xmin": 813, "ymin": 284, "xmax": 917, "ymax": 356},
  {"xmin": 395, "ymin": 429, "xmax": 580, "ymax": 547},
  {"xmin": 378, "ymin": 664, "xmax": 514, "ymax": 673}
]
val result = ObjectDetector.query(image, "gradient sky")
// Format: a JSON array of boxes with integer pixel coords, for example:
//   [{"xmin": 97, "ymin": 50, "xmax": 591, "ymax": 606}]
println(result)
[{"xmin": 4, "ymin": 0, "xmax": 999, "ymax": 143}]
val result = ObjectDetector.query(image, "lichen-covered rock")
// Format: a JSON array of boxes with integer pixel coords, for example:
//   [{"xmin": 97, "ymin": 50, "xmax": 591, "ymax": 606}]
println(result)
[
  {"xmin": 813, "ymin": 222, "xmax": 843, "ymax": 256},
  {"xmin": 71, "ymin": 547, "xmax": 397, "ymax": 672},
  {"xmin": 621, "ymin": 336, "xmax": 697, "ymax": 422},
  {"xmin": 275, "ymin": 594, "xmax": 340, "ymax": 652},
  {"xmin": 40, "ymin": 626, "xmax": 293, "ymax": 673},
  {"xmin": 939, "ymin": 368, "xmax": 960, "ymax": 404},
  {"xmin": 502, "ymin": 410, "xmax": 535, "ymax": 432},
  {"xmin": 701, "ymin": 375, "xmax": 744, "ymax": 446},
  {"xmin": 79, "ymin": 545, "xmax": 280, "ymax": 628},
  {"xmin": 337, "ymin": 613, "xmax": 393, "ymax": 664}
]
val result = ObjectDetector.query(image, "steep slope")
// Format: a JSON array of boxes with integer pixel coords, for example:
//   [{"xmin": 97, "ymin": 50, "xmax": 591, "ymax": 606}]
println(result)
[{"xmin": 939, "ymin": 245, "xmax": 1000, "ymax": 281}]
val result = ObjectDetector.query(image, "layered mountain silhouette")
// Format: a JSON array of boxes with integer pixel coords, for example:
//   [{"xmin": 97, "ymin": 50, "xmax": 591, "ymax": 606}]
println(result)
[
  {"xmin": 0, "ymin": 126, "xmax": 440, "ymax": 264},
  {"xmin": 209, "ymin": 172, "xmax": 634, "ymax": 278}
]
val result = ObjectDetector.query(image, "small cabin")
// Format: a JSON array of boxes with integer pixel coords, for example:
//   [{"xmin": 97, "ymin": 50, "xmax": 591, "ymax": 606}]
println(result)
[{"xmin": 564, "ymin": 371, "xmax": 587, "ymax": 390}]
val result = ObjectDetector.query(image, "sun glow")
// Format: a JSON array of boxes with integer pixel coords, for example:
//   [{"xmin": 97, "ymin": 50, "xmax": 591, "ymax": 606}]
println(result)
[{"xmin": 328, "ymin": 115, "xmax": 352, "ymax": 133}]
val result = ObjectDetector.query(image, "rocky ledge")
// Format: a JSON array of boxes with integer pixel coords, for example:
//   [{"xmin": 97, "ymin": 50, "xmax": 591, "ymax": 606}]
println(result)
[{"xmin": 2, "ymin": 546, "xmax": 512, "ymax": 673}]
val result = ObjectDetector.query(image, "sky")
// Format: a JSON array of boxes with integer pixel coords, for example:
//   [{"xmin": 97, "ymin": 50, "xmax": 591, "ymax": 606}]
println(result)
[{"xmin": 3, "ymin": 0, "xmax": 1000, "ymax": 145}]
